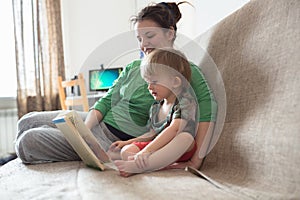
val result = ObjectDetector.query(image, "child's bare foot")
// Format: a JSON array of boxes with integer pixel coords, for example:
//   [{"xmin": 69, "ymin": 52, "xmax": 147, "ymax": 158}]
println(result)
[
  {"xmin": 114, "ymin": 160, "xmax": 144, "ymax": 177},
  {"xmin": 118, "ymin": 170, "xmax": 135, "ymax": 177}
]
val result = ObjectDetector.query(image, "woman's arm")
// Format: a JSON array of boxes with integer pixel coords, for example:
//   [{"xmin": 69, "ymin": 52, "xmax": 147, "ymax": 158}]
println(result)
[
  {"xmin": 190, "ymin": 121, "xmax": 214, "ymax": 168},
  {"xmin": 84, "ymin": 109, "xmax": 103, "ymax": 130}
]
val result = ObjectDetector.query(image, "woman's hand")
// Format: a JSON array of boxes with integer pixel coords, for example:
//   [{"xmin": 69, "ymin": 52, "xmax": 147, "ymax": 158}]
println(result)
[{"xmin": 166, "ymin": 157, "xmax": 203, "ymax": 170}]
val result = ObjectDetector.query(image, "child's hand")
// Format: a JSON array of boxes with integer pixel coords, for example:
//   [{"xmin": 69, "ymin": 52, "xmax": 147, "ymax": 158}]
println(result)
[
  {"xmin": 133, "ymin": 151, "xmax": 151, "ymax": 169},
  {"xmin": 109, "ymin": 140, "xmax": 128, "ymax": 151}
]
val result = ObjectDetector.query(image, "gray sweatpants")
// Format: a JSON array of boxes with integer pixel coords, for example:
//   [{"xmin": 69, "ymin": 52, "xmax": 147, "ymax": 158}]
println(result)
[{"xmin": 15, "ymin": 110, "xmax": 120, "ymax": 164}]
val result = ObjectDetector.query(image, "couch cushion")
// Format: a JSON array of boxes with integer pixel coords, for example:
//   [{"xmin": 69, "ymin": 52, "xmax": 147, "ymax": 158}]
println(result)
[{"xmin": 0, "ymin": 159, "xmax": 245, "ymax": 199}]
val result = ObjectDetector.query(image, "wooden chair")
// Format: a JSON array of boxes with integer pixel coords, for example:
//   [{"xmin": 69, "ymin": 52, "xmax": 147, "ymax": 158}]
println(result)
[{"xmin": 58, "ymin": 73, "xmax": 89, "ymax": 112}]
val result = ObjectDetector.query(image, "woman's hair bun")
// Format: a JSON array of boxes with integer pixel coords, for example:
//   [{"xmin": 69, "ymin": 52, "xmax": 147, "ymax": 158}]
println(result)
[
  {"xmin": 131, "ymin": 1, "xmax": 193, "ymax": 35},
  {"xmin": 158, "ymin": 2, "xmax": 182, "ymax": 23}
]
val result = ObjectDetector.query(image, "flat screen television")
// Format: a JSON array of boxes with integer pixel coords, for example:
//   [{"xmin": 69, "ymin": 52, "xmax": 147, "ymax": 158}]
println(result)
[{"xmin": 89, "ymin": 68, "xmax": 122, "ymax": 92}]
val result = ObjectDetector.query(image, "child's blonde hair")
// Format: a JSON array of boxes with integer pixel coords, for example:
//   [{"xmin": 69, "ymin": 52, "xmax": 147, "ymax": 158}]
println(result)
[{"xmin": 141, "ymin": 48, "xmax": 191, "ymax": 88}]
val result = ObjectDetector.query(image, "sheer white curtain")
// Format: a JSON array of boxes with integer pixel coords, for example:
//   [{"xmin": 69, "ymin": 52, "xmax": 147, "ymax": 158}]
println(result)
[{"xmin": 12, "ymin": 0, "xmax": 65, "ymax": 118}]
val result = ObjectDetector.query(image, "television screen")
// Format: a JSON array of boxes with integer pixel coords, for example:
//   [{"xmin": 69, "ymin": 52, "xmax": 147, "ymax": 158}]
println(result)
[{"xmin": 89, "ymin": 68, "xmax": 122, "ymax": 91}]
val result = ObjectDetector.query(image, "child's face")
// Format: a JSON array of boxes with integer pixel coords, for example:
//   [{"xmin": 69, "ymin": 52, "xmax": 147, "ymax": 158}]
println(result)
[{"xmin": 145, "ymin": 75, "xmax": 174, "ymax": 101}]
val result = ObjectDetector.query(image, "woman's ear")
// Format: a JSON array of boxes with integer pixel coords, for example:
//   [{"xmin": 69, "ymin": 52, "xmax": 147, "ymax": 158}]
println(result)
[
  {"xmin": 172, "ymin": 76, "xmax": 182, "ymax": 88},
  {"xmin": 167, "ymin": 27, "xmax": 175, "ymax": 41}
]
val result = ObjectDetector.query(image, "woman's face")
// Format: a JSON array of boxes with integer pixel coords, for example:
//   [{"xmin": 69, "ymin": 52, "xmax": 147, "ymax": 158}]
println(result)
[{"xmin": 134, "ymin": 20, "xmax": 175, "ymax": 55}]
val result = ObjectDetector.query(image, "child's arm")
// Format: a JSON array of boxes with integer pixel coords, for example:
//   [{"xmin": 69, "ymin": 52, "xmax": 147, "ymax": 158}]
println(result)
[
  {"xmin": 109, "ymin": 130, "xmax": 156, "ymax": 150},
  {"xmin": 139, "ymin": 119, "xmax": 187, "ymax": 154}
]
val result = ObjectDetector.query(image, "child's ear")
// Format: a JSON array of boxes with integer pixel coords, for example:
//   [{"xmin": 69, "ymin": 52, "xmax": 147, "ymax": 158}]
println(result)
[{"xmin": 173, "ymin": 76, "xmax": 182, "ymax": 88}]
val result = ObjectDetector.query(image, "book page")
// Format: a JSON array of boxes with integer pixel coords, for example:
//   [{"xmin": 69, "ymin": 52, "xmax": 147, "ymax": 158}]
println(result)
[
  {"xmin": 66, "ymin": 111, "xmax": 110, "ymax": 163},
  {"xmin": 55, "ymin": 117, "xmax": 105, "ymax": 170}
]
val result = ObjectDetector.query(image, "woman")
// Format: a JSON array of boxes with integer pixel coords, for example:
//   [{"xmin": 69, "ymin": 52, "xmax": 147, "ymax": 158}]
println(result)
[{"xmin": 15, "ymin": 2, "xmax": 217, "ymax": 170}]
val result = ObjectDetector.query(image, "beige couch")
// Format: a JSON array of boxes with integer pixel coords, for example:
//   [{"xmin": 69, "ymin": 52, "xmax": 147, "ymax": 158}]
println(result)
[{"xmin": 1, "ymin": 0, "xmax": 299, "ymax": 199}]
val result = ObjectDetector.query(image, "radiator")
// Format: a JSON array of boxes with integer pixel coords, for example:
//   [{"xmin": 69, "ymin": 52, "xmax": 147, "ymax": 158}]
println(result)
[{"xmin": 0, "ymin": 108, "xmax": 18, "ymax": 156}]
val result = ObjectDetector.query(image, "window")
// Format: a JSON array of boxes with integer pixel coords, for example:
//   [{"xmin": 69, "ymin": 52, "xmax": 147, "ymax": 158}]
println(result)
[{"xmin": 0, "ymin": 1, "xmax": 17, "ymax": 97}]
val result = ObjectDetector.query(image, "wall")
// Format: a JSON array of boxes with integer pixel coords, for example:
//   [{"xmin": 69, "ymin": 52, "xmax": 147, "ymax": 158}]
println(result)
[
  {"xmin": 136, "ymin": 0, "xmax": 250, "ymax": 39},
  {"xmin": 61, "ymin": 0, "xmax": 136, "ymax": 77},
  {"xmin": 61, "ymin": 0, "xmax": 249, "ymax": 78}
]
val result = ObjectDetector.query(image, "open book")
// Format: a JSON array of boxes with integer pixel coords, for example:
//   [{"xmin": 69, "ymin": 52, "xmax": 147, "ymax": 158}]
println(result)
[{"xmin": 52, "ymin": 110, "xmax": 111, "ymax": 171}]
